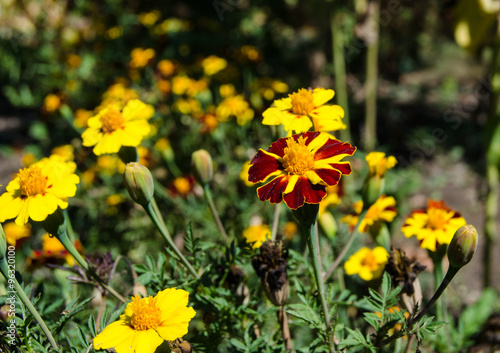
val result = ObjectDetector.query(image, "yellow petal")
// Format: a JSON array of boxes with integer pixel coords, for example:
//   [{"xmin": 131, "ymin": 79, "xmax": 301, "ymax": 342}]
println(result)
[
  {"xmin": 27, "ymin": 194, "xmax": 59, "ymax": 222},
  {"xmin": 130, "ymin": 330, "xmax": 163, "ymax": 353},
  {"xmin": 372, "ymin": 247, "xmax": 389, "ymax": 263},
  {"xmin": 93, "ymin": 320, "xmax": 136, "ymax": 352},
  {"xmin": 262, "ymin": 107, "xmax": 283, "ymax": 125},
  {"xmin": 93, "ymin": 132, "xmax": 122, "ymax": 155},
  {"xmin": 122, "ymin": 99, "xmax": 155, "ymax": 121},
  {"xmin": 312, "ymin": 88, "xmax": 334, "ymax": 106},
  {"xmin": 82, "ymin": 128, "xmax": 103, "ymax": 147},
  {"xmin": 274, "ymin": 97, "xmax": 292, "ymax": 110},
  {"xmin": 0, "ymin": 194, "xmax": 23, "ymax": 223},
  {"xmin": 283, "ymin": 175, "xmax": 299, "ymax": 194},
  {"xmin": 120, "ymin": 120, "xmax": 151, "ymax": 146},
  {"xmin": 284, "ymin": 115, "xmax": 312, "ymax": 134}
]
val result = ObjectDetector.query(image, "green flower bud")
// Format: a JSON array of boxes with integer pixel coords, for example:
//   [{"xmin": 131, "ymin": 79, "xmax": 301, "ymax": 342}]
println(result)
[
  {"xmin": 124, "ymin": 163, "xmax": 154, "ymax": 206},
  {"xmin": 447, "ymin": 224, "xmax": 478, "ymax": 268},
  {"xmin": 362, "ymin": 174, "xmax": 385, "ymax": 206},
  {"xmin": 191, "ymin": 149, "xmax": 213, "ymax": 186}
]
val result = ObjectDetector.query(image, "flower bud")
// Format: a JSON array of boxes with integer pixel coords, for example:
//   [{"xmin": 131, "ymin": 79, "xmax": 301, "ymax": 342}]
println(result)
[
  {"xmin": 447, "ymin": 224, "xmax": 478, "ymax": 268},
  {"xmin": 362, "ymin": 174, "xmax": 385, "ymax": 206},
  {"xmin": 123, "ymin": 163, "xmax": 154, "ymax": 206},
  {"xmin": 191, "ymin": 149, "xmax": 213, "ymax": 186}
]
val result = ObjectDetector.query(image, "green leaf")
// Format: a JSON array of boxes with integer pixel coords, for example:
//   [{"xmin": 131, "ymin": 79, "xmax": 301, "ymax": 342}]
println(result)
[
  {"xmin": 230, "ymin": 338, "xmax": 248, "ymax": 351},
  {"xmin": 286, "ymin": 303, "xmax": 322, "ymax": 328}
]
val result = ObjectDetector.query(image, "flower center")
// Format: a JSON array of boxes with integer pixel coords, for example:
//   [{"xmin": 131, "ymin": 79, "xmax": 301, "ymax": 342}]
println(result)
[
  {"xmin": 365, "ymin": 205, "xmax": 381, "ymax": 221},
  {"xmin": 18, "ymin": 166, "xmax": 47, "ymax": 197},
  {"xmin": 282, "ymin": 136, "xmax": 314, "ymax": 175},
  {"xmin": 290, "ymin": 89, "xmax": 315, "ymax": 116},
  {"xmin": 100, "ymin": 108, "xmax": 125, "ymax": 133},
  {"xmin": 129, "ymin": 295, "xmax": 162, "ymax": 331},
  {"xmin": 361, "ymin": 252, "xmax": 378, "ymax": 269},
  {"xmin": 427, "ymin": 208, "xmax": 452, "ymax": 230}
]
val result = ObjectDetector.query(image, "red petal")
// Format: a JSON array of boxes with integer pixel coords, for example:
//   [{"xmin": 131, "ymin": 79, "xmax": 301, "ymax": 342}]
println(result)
[
  {"xmin": 313, "ymin": 168, "xmax": 342, "ymax": 185},
  {"xmin": 314, "ymin": 140, "xmax": 356, "ymax": 161},
  {"xmin": 266, "ymin": 138, "xmax": 288, "ymax": 158},
  {"xmin": 283, "ymin": 176, "xmax": 326, "ymax": 210},
  {"xmin": 249, "ymin": 150, "xmax": 283, "ymax": 182},
  {"xmin": 257, "ymin": 176, "xmax": 289, "ymax": 204},
  {"xmin": 329, "ymin": 162, "xmax": 352, "ymax": 175},
  {"xmin": 302, "ymin": 131, "xmax": 321, "ymax": 146}
]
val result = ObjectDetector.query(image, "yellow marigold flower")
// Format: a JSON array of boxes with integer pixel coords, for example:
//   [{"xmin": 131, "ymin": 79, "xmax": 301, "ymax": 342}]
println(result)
[
  {"xmin": 22, "ymin": 153, "xmax": 37, "ymax": 167},
  {"xmin": 186, "ymin": 79, "xmax": 209, "ymax": 97},
  {"xmin": 93, "ymin": 288, "xmax": 196, "ymax": 353},
  {"xmin": 129, "ymin": 48, "xmax": 155, "ymax": 69},
  {"xmin": 359, "ymin": 195, "xmax": 397, "ymax": 232},
  {"xmin": 106, "ymin": 194, "xmax": 126, "ymax": 207},
  {"xmin": 82, "ymin": 99, "xmax": 154, "ymax": 155},
  {"xmin": 138, "ymin": 10, "xmax": 161, "ymax": 26},
  {"xmin": 216, "ymin": 95, "xmax": 254, "ymax": 125},
  {"xmin": 43, "ymin": 94, "xmax": 61, "ymax": 113},
  {"xmin": 262, "ymin": 88, "xmax": 345, "ymax": 135},
  {"xmin": 157, "ymin": 59, "xmax": 175, "ymax": 76},
  {"xmin": 366, "ymin": 152, "xmax": 397, "ymax": 177},
  {"xmin": 240, "ymin": 161, "xmax": 254, "ymax": 187},
  {"xmin": 3, "ymin": 222, "xmax": 31, "ymax": 246},
  {"xmin": 96, "ymin": 156, "xmax": 126, "ymax": 175},
  {"xmin": 66, "ymin": 54, "xmax": 81, "ymax": 68},
  {"xmin": 402, "ymin": 200, "xmax": 467, "ymax": 252},
  {"xmin": 220, "ymin": 84, "xmax": 235, "ymax": 97},
  {"xmin": 74, "ymin": 109, "xmax": 93, "ymax": 129},
  {"xmin": 243, "ymin": 224, "xmax": 270, "ymax": 249},
  {"xmin": 97, "ymin": 83, "xmax": 139, "ymax": 111},
  {"xmin": 344, "ymin": 246, "xmax": 389, "ymax": 281},
  {"xmin": 172, "ymin": 76, "xmax": 194, "ymax": 95},
  {"xmin": 318, "ymin": 185, "xmax": 341, "ymax": 217},
  {"xmin": 201, "ymin": 55, "xmax": 227, "ymax": 76},
  {"xmin": 0, "ymin": 158, "xmax": 80, "ymax": 226},
  {"xmin": 282, "ymin": 221, "xmax": 298, "ymax": 240},
  {"xmin": 173, "ymin": 98, "xmax": 202, "ymax": 116}
]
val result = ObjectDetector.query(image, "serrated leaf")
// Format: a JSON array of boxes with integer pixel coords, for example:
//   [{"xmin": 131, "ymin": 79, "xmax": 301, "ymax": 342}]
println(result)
[
  {"xmin": 76, "ymin": 325, "xmax": 89, "ymax": 347},
  {"xmin": 88, "ymin": 314, "xmax": 96, "ymax": 336},
  {"xmin": 381, "ymin": 272, "xmax": 391, "ymax": 297},
  {"xmin": 230, "ymin": 338, "xmax": 248, "ymax": 351},
  {"xmin": 286, "ymin": 304, "xmax": 321, "ymax": 327}
]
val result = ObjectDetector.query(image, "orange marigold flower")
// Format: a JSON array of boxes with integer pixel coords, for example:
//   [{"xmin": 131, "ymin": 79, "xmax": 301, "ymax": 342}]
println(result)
[
  {"xmin": 402, "ymin": 200, "xmax": 466, "ymax": 252},
  {"xmin": 248, "ymin": 132, "xmax": 356, "ymax": 210}
]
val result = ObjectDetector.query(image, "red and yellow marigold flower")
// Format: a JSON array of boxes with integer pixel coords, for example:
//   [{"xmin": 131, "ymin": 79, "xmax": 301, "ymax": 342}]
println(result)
[
  {"xmin": 248, "ymin": 132, "xmax": 356, "ymax": 210},
  {"xmin": 82, "ymin": 99, "xmax": 154, "ymax": 155},
  {"xmin": 27, "ymin": 233, "xmax": 84, "ymax": 267},
  {"xmin": 344, "ymin": 246, "xmax": 389, "ymax": 281},
  {"xmin": 0, "ymin": 158, "xmax": 79, "ymax": 226},
  {"xmin": 402, "ymin": 200, "xmax": 466, "ymax": 252},
  {"xmin": 262, "ymin": 88, "xmax": 345, "ymax": 135},
  {"xmin": 93, "ymin": 288, "xmax": 196, "ymax": 353}
]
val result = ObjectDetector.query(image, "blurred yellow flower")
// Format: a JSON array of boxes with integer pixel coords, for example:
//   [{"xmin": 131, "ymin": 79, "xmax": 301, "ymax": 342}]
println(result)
[
  {"xmin": 216, "ymin": 95, "xmax": 254, "ymax": 125},
  {"xmin": 172, "ymin": 76, "xmax": 194, "ymax": 95},
  {"xmin": 82, "ymin": 99, "xmax": 154, "ymax": 155},
  {"xmin": 74, "ymin": 109, "xmax": 93, "ymax": 129},
  {"xmin": 30, "ymin": 233, "xmax": 83, "ymax": 267},
  {"xmin": 66, "ymin": 54, "xmax": 81, "ymax": 68},
  {"xmin": 93, "ymin": 288, "xmax": 196, "ymax": 353},
  {"xmin": 359, "ymin": 195, "xmax": 397, "ymax": 232},
  {"xmin": 97, "ymin": 83, "xmax": 139, "ymax": 111},
  {"xmin": 281, "ymin": 221, "xmax": 298, "ymax": 240},
  {"xmin": 239, "ymin": 161, "xmax": 254, "ymax": 187},
  {"xmin": 130, "ymin": 48, "xmax": 156, "ymax": 69},
  {"xmin": 240, "ymin": 45, "xmax": 261, "ymax": 61},
  {"xmin": 106, "ymin": 26, "xmax": 123, "ymax": 40},
  {"xmin": 43, "ymin": 94, "xmax": 61, "ymax": 113},
  {"xmin": 366, "ymin": 152, "xmax": 397, "ymax": 178},
  {"xmin": 21, "ymin": 153, "xmax": 37, "ymax": 167},
  {"xmin": 139, "ymin": 10, "xmax": 161, "ymax": 26},
  {"xmin": 96, "ymin": 156, "xmax": 126, "ymax": 175},
  {"xmin": 262, "ymin": 88, "xmax": 345, "ymax": 135},
  {"xmin": 172, "ymin": 177, "xmax": 192, "ymax": 196},
  {"xmin": 340, "ymin": 200, "xmax": 363, "ymax": 230},
  {"xmin": 344, "ymin": 246, "xmax": 389, "ymax": 281},
  {"xmin": 220, "ymin": 84, "xmax": 236, "ymax": 97},
  {"xmin": 157, "ymin": 79, "xmax": 171, "ymax": 95},
  {"xmin": 106, "ymin": 194, "xmax": 126, "ymax": 206},
  {"xmin": 201, "ymin": 55, "xmax": 227, "ymax": 76},
  {"xmin": 402, "ymin": 200, "xmax": 466, "ymax": 252},
  {"xmin": 0, "ymin": 158, "xmax": 80, "ymax": 225},
  {"xmin": 173, "ymin": 98, "xmax": 202, "ymax": 116},
  {"xmin": 157, "ymin": 60, "xmax": 175, "ymax": 76},
  {"xmin": 243, "ymin": 225, "xmax": 270, "ymax": 249},
  {"xmin": 3, "ymin": 222, "xmax": 31, "ymax": 246}
]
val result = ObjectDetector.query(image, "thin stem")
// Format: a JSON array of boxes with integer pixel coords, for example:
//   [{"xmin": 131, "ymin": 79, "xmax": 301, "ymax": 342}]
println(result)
[
  {"xmin": 363, "ymin": 0, "xmax": 380, "ymax": 152},
  {"xmin": 323, "ymin": 210, "xmax": 367, "ymax": 281},
  {"xmin": 271, "ymin": 203, "xmax": 281, "ymax": 241},
  {"xmin": 146, "ymin": 198, "xmax": 200, "ymax": 279},
  {"xmin": 0, "ymin": 259, "xmax": 59, "ymax": 349},
  {"xmin": 331, "ymin": 6, "xmax": 351, "ymax": 143},
  {"xmin": 278, "ymin": 306, "xmax": 292, "ymax": 351},
  {"xmin": 203, "ymin": 184, "xmax": 228, "ymax": 242},
  {"xmin": 304, "ymin": 223, "xmax": 336, "ymax": 353}
]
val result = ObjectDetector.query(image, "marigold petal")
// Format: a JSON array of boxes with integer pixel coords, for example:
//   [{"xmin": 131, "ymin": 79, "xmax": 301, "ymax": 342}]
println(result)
[
  {"xmin": 283, "ymin": 176, "xmax": 326, "ymax": 210},
  {"xmin": 310, "ymin": 168, "xmax": 341, "ymax": 186},
  {"xmin": 156, "ymin": 288, "xmax": 190, "ymax": 316},
  {"xmin": 372, "ymin": 247, "xmax": 389, "ymax": 262},
  {"xmin": 129, "ymin": 330, "xmax": 163, "ymax": 353},
  {"xmin": 274, "ymin": 97, "xmax": 292, "ymax": 110},
  {"xmin": 15, "ymin": 199, "xmax": 31, "ymax": 226},
  {"xmin": 48, "ymin": 174, "xmax": 79, "ymax": 199},
  {"xmin": 284, "ymin": 175, "xmax": 299, "ymax": 194},
  {"xmin": 27, "ymin": 194, "xmax": 59, "ymax": 222},
  {"xmin": 122, "ymin": 99, "xmax": 155, "ymax": 121},
  {"xmin": 248, "ymin": 150, "xmax": 284, "ymax": 183},
  {"xmin": 93, "ymin": 321, "xmax": 136, "ymax": 351},
  {"xmin": 284, "ymin": 115, "xmax": 313, "ymax": 134},
  {"xmin": 312, "ymin": 88, "xmax": 334, "ymax": 106},
  {"xmin": 87, "ymin": 116, "xmax": 103, "ymax": 129},
  {"xmin": 359, "ymin": 268, "xmax": 374, "ymax": 281},
  {"xmin": 314, "ymin": 139, "xmax": 356, "ymax": 162},
  {"xmin": 257, "ymin": 176, "xmax": 289, "ymax": 204},
  {"xmin": 82, "ymin": 128, "xmax": 103, "ymax": 147},
  {"xmin": 120, "ymin": 120, "xmax": 151, "ymax": 146},
  {"xmin": 93, "ymin": 132, "xmax": 123, "ymax": 155},
  {"xmin": 0, "ymin": 194, "xmax": 23, "ymax": 223},
  {"xmin": 262, "ymin": 107, "xmax": 283, "ymax": 125}
]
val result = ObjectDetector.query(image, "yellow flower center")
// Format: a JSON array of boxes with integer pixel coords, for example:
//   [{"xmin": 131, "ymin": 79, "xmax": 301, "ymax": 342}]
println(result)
[
  {"xmin": 282, "ymin": 136, "xmax": 314, "ymax": 175},
  {"xmin": 290, "ymin": 89, "xmax": 315, "ymax": 116},
  {"xmin": 365, "ymin": 205, "xmax": 380, "ymax": 221},
  {"xmin": 18, "ymin": 166, "xmax": 47, "ymax": 197},
  {"xmin": 426, "ymin": 208, "xmax": 452, "ymax": 230},
  {"xmin": 129, "ymin": 295, "xmax": 162, "ymax": 331},
  {"xmin": 100, "ymin": 109, "xmax": 125, "ymax": 133},
  {"xmin": 361, "ymin": 252, "xmax": 378, "ymax": 269}
]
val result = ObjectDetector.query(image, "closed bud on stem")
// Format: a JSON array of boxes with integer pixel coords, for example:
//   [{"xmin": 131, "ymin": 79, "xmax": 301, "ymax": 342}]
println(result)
[
  {"xmin": 191, "ymin": 149, "xmax": 213, "ymax": 186},
  {"xmin": 362, "ymin": 174, "xmax": 385, "ymax": 206},
  {"xmin": 447, "ymin": 224, "xmax": 478, "ymax": 269},
  {"xmin": 123, "ymin": 163, "xmax": 154, "ymax": 206}
]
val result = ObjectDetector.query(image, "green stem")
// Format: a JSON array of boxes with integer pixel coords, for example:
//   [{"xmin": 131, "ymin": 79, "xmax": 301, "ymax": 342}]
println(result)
[
  {"xmin": 161, "ymin": 151, "xmax": 183, "ymax": 178},
  {"xmin": 146, "ymin": 198, "xmax": 200, "ymax": 279},
  {"xmin": 0, "ymin": 259, "xmax": 59, "ymax": 350},
  {"xmin": 484, "ymin": 164, "xmax": 498, "ymax": 287},
  {"xmin": 203, "ymin": 184, "xmax": 228, "ymax": 242},
  {"xmin": 364, "ymin": 0, "xmax": 380, "ymax": 152},
  {"xmin": 331, "ymin": 6, "xmax": 351, "ymax": 142},
  {"xmin": 271, "ymin": 203, "xmax": 281, "ymax": 241},
  {"xmin": 323, "ymin": 210, "xmax": 368, "ymax": 281},
  {"xmin": 302, "ymin": 223, "xmax": 336, "ymax": 353}
]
